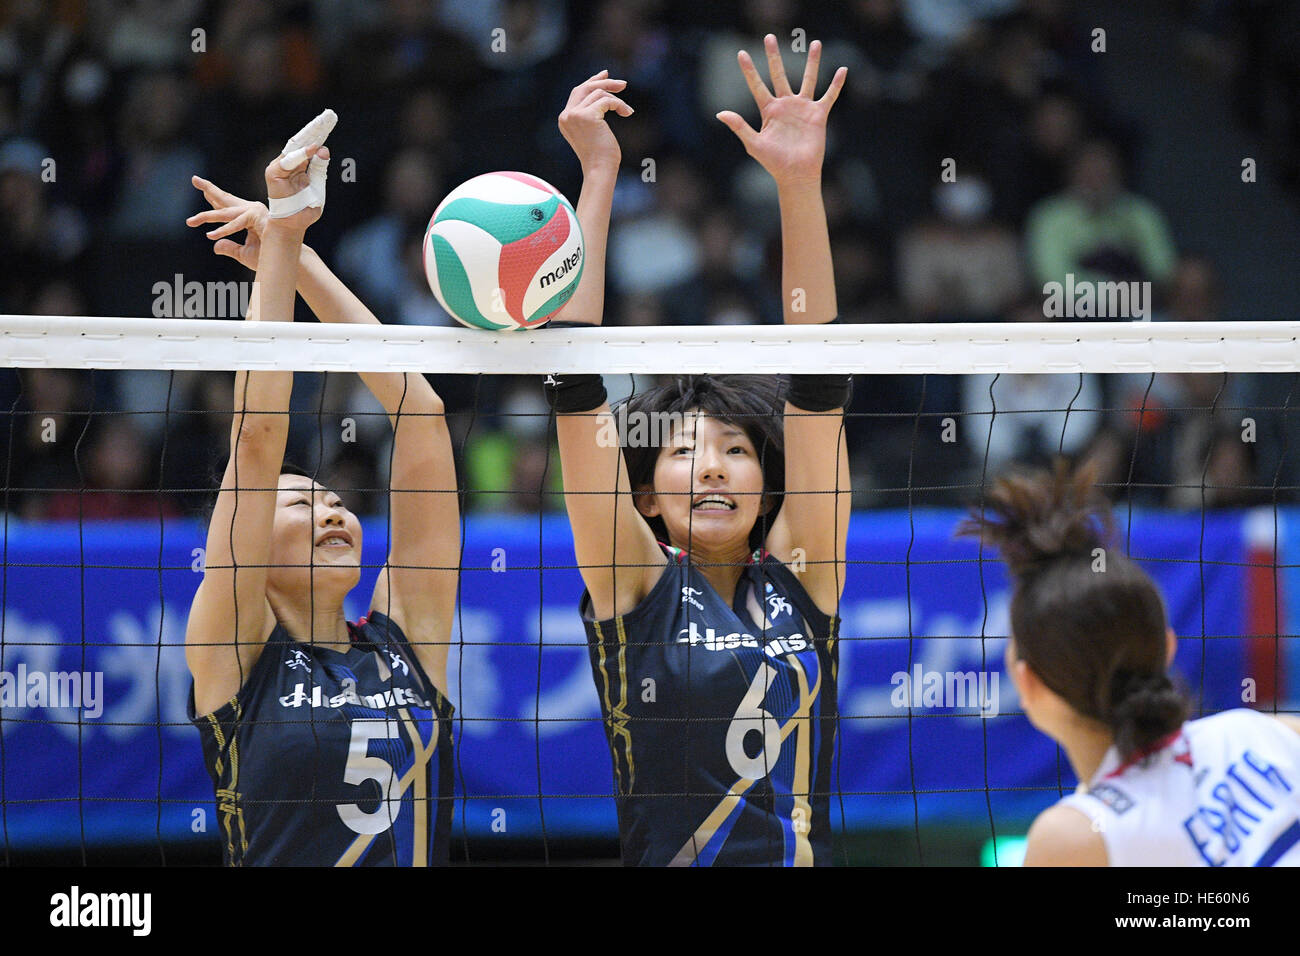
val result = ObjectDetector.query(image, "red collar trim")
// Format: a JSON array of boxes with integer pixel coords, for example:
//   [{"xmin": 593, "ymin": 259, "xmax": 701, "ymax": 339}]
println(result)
[
  {"xmin": 658, "ymin": 543, "xmax": 767, "ymax": 566},
  {"xmin": 1104, "ymin": 729, "xmax": 1185, "ymax": 779}
]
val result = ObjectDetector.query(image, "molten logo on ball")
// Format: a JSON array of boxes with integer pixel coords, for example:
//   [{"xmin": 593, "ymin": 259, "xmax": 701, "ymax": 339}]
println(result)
[
  {"xmin": 540, "ymin": 248, "xmax": 582, "ymax": 288},
  {"xmin": 423, "ymin": 171, "xmax": 585, "ymax": 332}
]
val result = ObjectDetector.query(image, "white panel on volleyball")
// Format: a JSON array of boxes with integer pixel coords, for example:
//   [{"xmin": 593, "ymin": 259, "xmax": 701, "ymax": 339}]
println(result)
[
  {"xmin": 522, "ymin": 203, "xmax": 584, "ymax": 320},
  {"xmin": 427, "ymin": 218, "xmax": 506, "ymax": 324},
  {"xmin": 441, "ymin": 174, "xmax": 556, "ymax": 209}
]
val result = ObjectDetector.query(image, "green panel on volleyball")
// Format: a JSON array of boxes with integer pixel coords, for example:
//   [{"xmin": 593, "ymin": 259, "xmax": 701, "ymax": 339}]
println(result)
[
  {"xmin": 431, "ymin": 234, "xmax": 509, "ymax": 331},
  {"xmin": 437, "ymin": 195, "xmax": 560, "ymax": 245},
  {"xmin": 526, "ymin": 261, "xmax": 585, "ymax": 324}
]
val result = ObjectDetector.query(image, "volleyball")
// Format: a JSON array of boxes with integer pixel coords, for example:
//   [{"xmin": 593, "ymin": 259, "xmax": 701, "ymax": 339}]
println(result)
[{"xmin": 422, "ymin": 171, "xmax": 584, "ymax": 331}]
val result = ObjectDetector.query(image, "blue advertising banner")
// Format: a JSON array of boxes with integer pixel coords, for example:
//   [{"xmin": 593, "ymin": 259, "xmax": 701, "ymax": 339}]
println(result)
[{"xmin": 0, "ymin": 509, "xmax": 1293, "ymax": 850}]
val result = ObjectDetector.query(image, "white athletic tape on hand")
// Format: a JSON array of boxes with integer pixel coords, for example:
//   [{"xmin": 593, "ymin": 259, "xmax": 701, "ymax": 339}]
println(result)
[{"xmin": 268, "ymin": 109, "xmax": 338, "ymax": 219}]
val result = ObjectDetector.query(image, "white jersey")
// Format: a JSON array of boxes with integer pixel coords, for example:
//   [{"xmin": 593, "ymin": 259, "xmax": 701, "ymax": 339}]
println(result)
[{"xmin": 1060, "ymin": 710, "xmax": 1300, "ymax": 866}]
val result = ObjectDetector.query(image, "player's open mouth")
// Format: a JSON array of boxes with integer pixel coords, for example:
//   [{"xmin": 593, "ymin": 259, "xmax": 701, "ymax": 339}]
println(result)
[
  {"xmin": 692, "ymin": 495, "xmax": 736, "ymax": 512},
  {"xmin": 316, "ymin": 531, "xmax": 353, "ymax": 548}
]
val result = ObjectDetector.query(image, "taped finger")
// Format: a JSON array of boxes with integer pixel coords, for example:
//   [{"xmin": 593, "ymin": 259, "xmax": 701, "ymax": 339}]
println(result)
[
  {"xmin": 277, "ymin": 147, "xmax": 307, "ymax": 171},
  {"xmin": 282, "ymin": 109, "xmax": 338, "ymax": 158}
]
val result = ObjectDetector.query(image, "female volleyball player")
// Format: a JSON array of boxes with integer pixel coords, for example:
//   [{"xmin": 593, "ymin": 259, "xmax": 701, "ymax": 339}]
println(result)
[
  {"xmin": 183, "ymin": 113, "xmax": 459, "ymax": 866},
  {"xmin": 548, "ymin": 38, "xmax": 851, "ymax": 865},
  {"xmin": 960, "ymin": 461, "xmax": 1300, "ymax": 866}
]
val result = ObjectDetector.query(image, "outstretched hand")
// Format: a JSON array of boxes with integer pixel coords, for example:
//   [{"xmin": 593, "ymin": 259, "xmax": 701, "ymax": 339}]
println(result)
[
  {"xmin": 717, "ymin": 35, "xmax": 846, "ymax": 187},
  {"xmin": 187, "ymin": 177, "xmax": 270, "ymax": 271},
  {"xmin": 559, "ymin": 69, "xmax": 633, "ymax": 173}
]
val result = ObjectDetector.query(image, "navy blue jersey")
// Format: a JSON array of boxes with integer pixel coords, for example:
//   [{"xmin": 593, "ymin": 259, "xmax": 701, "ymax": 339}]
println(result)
[
  {"xmin": 189, "ymin": 611, "xmax": 454, "ymax": 866},
  {"xmin": 583, "ymin": 545, "xmax": 840, "ymax": 866}
]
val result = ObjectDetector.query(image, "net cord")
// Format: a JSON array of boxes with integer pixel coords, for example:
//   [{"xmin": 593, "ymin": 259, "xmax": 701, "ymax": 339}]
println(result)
[{"xmin": 4, "ymin": 318, "xmax": 1300, "ymax": 375}]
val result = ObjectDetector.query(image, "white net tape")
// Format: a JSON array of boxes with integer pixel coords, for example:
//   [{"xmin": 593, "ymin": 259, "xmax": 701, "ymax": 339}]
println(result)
[{"xmin": 3, "ymin": 316, "xmax": 1298, "ymax": 374}]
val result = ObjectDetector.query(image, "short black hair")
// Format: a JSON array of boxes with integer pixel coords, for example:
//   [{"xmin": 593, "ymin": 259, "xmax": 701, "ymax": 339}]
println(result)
[
  {"xmin": 277, "ymin": 461, "xmax": 316, "ymax": 481},
  {"xmin": 615, "ymin": 375, "xmax": 786, "ymax": 552}
]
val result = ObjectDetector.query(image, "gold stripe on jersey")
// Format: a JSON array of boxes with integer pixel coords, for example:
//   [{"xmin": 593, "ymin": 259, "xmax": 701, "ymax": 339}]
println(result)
[
  {"xmin": 204, "ymin": 712, "xmax": 233, "ymax": 862},
  {"xmin": 592, "ymin": 619, "xmax": 635, "ymax": 792},
  {"xmin": 789, "ymin": 655, "xmax": 814, "ymax": 866},
  {"xmin": 228, "ymin": 699, "xmax": 249, "ymax": 854},
  {"xmin": 592, "ymin": 621, "xmax": 620, "ymax": 791},
  {"xmin": 206, "ymin": 695, "xmax": 248, "ymax": 864},
  {"xmin": 827, "ymin": 617, "xmax": 838, "ymax": 684},
  {"xmin": 670, "ymin": 652, "xmax": 824, "ymax": 866},
  {"xmin": 614, "ymin": 616, "xmax": 635, "ymax": 789},
  {"xmin": 404, "ymin": 704, "xmax": 431, "ymax": 867},
  {"xmin": 668, "ymin": 776, "xmax": 762, "ymax": 866}
]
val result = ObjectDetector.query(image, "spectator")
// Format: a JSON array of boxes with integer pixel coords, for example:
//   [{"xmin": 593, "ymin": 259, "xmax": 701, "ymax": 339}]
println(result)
[
  {"xmin": 87, "ymin": 0, "xmax": 205, "ymax": 70},
  {"xmin": 828, "ymin": 0, "xmax": 937, "ymax": 229},
  {"xmin": 961, "ymin": 300, "xmax": 1105, "ymax": 477},
  {"xmin": 0, "ymin": 138, "xmax": 89, "ymax": 310},
  {"xmin": 607, "ymin": 156, "xmax": 703, "ymax": 299},
  {"xmin": 1094, "ymin": 256, "xmax": 1251, "ymax": 507},
  {"xmin": 108, "ymin": 72, "xmax": 204, "ymax": 240},
  {"xmin": 46, "ymin": 417, "xmax": 178, "ymax": 520},
  {"xmin": 899, "ymin": 0, "xmax": 1019, "ymax": 51},
  {"xmin": 464, "ymin": 380, "xmax": 558, "ymax": 512},
  {"xmin": 1201, "ymin": 424, "xmax": 1268, "ymax": 508},
  {"xmin": 160, "ymin": 371, "xmax": 233, "ymax": 515},
  {"xmin": 192, "ymin": 26, "xmax": 311, "ymax": 187},
  {"xmin": 506, "ymin": 437, "xmax": 562, "ymax": 513},
  {"xmin": 565, "ymin": 0, "xmax": 698, "ymax": 160},
  {"xmin": 1025, "ymin": 139, "xmax": 1178, "ymax": 294},
  {"xmin": 335, "ymin": 147, "xmax": 442, "ymax": 320},
  {"xmin": 0, "ymin": 0, "xmax": 78, "ymax": 133},
  {"xmin": 8, "ymin": 368, "xmax": 88, "ymax": 519},
  {"xmin": 1006, "ymin": 92, "xmax": 1087, "ymax": 224},
  {"xmin": 832, "ymin": 226, "xmax": 904, "ymax": 324},
  {"xmin": 394, "ymin": 225, "xmax": 454, "ymax": 327},
  {"xmin": 1160, "ymin": 253, "xmax": 1220, "ymax": 322},
  {"xmin": 439, "ymin": 0, "xmax": 568, "ymax": 72},
  {"xmin": 337, "ymin": 0, "xmax": 481, "ymax": 97},
  {"xmin": 896, "ymin": 173, "xmax": 1024, "ymax": 320}
]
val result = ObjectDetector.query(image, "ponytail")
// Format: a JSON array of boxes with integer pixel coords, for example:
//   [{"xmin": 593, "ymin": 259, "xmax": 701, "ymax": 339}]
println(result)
[
  {"xmin": 1106, "ymin": 670, "xmax": 1190, "ymax": 761},
  {"xmin": 960, "ymin": 459, "xmax": 1189, "ymax": 762}
]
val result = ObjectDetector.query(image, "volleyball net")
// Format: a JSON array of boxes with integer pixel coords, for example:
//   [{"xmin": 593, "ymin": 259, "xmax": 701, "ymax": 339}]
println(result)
[{"xmin": 2, "ymin": 316, "xmax": 1298, "ymax": 864}]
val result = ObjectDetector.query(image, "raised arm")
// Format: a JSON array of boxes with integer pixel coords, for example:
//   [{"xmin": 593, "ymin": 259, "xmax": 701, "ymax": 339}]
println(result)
[
  {"xmin": 298, "ymin": 248, "xmax": 457, "ymax": 691},
  {"xmin": 718, "ymin": 36, "xmax": 851, "ymax": 614},
  {"xmin": 188, "ymin": 178, "xmax": 457, "ymax": 691},
  {"xmin": 186, "ymin": 132, "xmax": 330, "ymax": 718},
  {"xmin": 548, "ymin": 72, "xmax": 663, "ymax": 619},
  {"xmin": 550, "ymin": 70, "xmax": 628, "ymax": 329}
]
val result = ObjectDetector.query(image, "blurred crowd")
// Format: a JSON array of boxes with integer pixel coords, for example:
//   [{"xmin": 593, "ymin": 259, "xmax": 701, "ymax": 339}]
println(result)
[{"xmin": 1, "ymin": 0, "xmax": 1298, "ymax": 520}]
